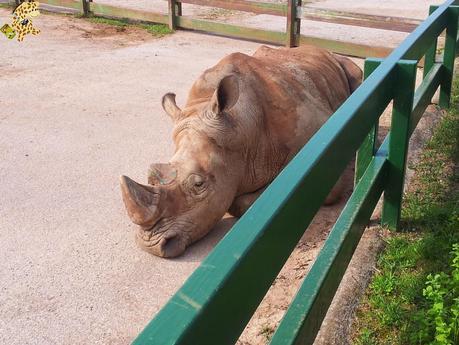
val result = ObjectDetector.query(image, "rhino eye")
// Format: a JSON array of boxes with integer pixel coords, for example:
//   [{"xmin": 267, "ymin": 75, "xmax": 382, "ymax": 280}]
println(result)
[{"xmin": 187, "ymin": 174, "xmax": 206, "ymax": 195}]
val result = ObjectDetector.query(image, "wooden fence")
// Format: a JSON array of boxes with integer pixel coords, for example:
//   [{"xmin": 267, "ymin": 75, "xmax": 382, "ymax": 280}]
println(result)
[{"xmin": 7, "ymin": 0, "xmax": 423, "ymax": 58}]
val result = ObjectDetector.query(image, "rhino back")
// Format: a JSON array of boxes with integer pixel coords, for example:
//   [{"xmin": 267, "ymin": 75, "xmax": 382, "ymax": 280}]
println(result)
[{"xmin": 187, "ymin": 45, "xmax": 351, "ymax": 128}]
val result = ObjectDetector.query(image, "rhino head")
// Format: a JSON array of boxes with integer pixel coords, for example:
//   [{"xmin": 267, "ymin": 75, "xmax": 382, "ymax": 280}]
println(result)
[{"xmin": 120, "ymin": 75, "xmax": 246, "ymax": 258}]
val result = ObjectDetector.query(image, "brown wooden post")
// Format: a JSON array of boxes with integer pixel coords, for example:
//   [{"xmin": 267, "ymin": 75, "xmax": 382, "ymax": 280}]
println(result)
[
  {"xmin": 168, "ymin": 0, "xmax": 179, "ymax": 31},
  {"xmin": 176, "ymin": 0, "xmax": 182, "ymax": 17},
  {"xmin": 286, "ymin": 0, "xmax": 302, "ymax": 47},
  {"xmin": 12, "ymin": 0, "xmax": 22, "ymax": 11},
  {"xmin": 82, "ymin": 0, "xmax": 90, "ymax": 16}
]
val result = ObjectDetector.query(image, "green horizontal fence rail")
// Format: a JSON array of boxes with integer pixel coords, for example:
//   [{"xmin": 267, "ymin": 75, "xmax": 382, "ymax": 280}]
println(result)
[{"xmin": 133, "ymin": 1, "xmax": 459, "ymax": 344}]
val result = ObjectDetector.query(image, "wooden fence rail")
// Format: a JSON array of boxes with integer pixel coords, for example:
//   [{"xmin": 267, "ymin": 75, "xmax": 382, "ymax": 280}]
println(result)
[{"xmin": 178, "ymin": 0, "xmax": 287, "ymax": 16}]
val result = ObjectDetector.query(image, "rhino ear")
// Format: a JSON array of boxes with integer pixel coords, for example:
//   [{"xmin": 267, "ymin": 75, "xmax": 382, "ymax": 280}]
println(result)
[
  {"xmin": 162, "ymin": 93, "xmax": 182, "ymax": 122},
  {"xmin": 210, "ymin": 75, "xmax": 239, "ymax": 115}
]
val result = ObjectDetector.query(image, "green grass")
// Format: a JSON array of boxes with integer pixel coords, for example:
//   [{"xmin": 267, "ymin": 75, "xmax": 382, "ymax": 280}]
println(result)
[
  {"xmin": 352, "ymin": 75, "xmax": 459, "ymax": 345},
  {"xmin": 84, "ymin": 15, "xmax": 172, "ymax": 37},
  {"xmin": 141, "ymin": 23, "xmax": 172, "ymax": 36},
  {"xmin": 259, "ymin": 324, "xmax": 275, "ymax": 342},
  {"xmin": 86, "ymin": 16, "xmax": 130, "ymax": 27}
]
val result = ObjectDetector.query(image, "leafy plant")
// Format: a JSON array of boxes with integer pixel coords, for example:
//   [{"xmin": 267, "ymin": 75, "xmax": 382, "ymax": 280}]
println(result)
[{"xmin": 419, "ymin": 244, "xmax": 459, "ymax": 345}]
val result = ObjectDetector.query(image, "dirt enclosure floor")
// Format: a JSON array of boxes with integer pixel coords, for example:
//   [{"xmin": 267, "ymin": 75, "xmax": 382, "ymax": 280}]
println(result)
[{"xmin": 0, "ymin": 2, "xmax": 445, "ymax": 344}]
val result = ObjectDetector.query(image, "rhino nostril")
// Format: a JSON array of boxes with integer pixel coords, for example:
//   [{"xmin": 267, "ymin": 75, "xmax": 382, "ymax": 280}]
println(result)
[{"xmin": 159, "ymin": 233, "xmax": 186, "ymax": 258}]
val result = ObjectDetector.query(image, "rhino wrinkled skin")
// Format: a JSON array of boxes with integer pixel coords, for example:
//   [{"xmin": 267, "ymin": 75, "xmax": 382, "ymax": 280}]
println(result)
[{"xmin": 120, "ymin": 45, "xmax": 362, "ymax": 258}]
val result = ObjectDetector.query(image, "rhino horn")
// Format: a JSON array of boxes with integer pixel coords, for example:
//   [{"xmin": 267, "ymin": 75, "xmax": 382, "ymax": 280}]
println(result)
[{"xmin": 120, "ymin": 175, "xmax": 161, "ymax": 227}]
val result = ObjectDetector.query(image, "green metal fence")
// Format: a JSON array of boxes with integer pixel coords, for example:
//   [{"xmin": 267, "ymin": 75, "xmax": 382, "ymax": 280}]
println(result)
[{"xmin": 132, "ymin": 1, "xmax": 459, "ymax": 344}]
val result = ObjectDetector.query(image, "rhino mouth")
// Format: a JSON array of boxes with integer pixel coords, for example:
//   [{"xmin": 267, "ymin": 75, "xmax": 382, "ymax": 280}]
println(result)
[{"xmin": 135, "ymin": 220, "xmax": 193, "ymax": 258}]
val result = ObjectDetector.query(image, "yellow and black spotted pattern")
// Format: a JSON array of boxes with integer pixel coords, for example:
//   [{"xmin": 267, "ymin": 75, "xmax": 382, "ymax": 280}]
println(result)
[{"xmin": 11, "ymin": 0, "xmax": 41, "ymax": 42}]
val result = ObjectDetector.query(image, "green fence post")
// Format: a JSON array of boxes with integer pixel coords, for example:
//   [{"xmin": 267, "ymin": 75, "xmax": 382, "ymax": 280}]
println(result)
[
  {"xmin": 381, "ymin": 60, "xmax": 417, "ymax": 230},
  {"xmin": 424, "ymin": 6, "xmax": 439, "ymax": 78},
  {"xmin": 354, "ymin": 58, "xmax": 383, "ymax": 185},
  {"xmin": 286, "ymin": 0, "xmax": 301, "ymax": 47},
  {"xmin": 168, "ymin": 0, "xmax": 178, "ymax": 31},
  {"xmin": 439, "ymin": 6, "xmax": 459, "ymax": 108}
]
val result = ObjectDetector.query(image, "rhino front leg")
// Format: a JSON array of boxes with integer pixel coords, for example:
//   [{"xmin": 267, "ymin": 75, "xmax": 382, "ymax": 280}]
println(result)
[
  {"xmin": 324, "ymin": 160, "xmax": 355, "ymax": 205},
  {"xmin": 228, "ymin": 187, "xmax": 266, "ymax": 218},
  {"xmin": 324, "ymin": 174, "xmax": 346, "ymax": 205},
  {"xmin": 229, "ymin": 160, "xmax": 354, "ymax": 217}
]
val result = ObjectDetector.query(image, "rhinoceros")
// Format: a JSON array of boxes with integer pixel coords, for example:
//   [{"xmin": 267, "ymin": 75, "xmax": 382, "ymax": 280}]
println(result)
[{"xmin": 120, "ymin": 45, "xmax": 362, "ymax": 258}]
